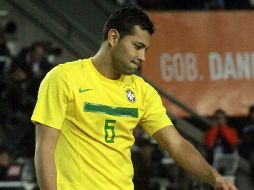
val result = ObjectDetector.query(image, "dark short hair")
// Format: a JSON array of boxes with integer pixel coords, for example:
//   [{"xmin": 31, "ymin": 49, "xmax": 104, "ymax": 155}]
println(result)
[
  {"xmin": 214, "ymin": 109, "xmax": 226, "ymax": 116},
  {"xmin": 102, "ymin": 7, "xmax": 155, "ymax": 41},
  {"xmin": 213, "ymin": 109, "xmax": 226, "ymax": 119}
]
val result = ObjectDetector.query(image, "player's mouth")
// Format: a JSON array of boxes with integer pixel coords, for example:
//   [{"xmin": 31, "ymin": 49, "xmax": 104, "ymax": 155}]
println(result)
[{"xmin": 130, "ymin": 60, "xmax": 140, "ymax": 68}]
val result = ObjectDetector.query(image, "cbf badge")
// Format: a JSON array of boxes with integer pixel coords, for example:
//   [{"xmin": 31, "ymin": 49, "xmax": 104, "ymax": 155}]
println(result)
[{"xmin": 126, "ymin": 89, "xmax": 136, "ymax": 103}]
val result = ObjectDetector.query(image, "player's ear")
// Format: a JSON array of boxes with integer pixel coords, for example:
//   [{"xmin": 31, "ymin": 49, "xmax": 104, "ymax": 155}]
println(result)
[{"xmin": 108, "ymin": 29, "xmax": 120, "ymax": 47}]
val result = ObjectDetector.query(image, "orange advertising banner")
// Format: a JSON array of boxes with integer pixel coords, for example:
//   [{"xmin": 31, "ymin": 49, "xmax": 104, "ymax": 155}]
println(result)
[{"xmin": 144, "ymin": 11, "xmax": 254, "ymax": 117}]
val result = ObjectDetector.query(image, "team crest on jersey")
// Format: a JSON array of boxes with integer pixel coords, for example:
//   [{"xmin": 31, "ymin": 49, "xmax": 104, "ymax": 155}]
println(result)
[{"xmin": 126, "ymin": 89, "xmax": 136, "ymax": 103}]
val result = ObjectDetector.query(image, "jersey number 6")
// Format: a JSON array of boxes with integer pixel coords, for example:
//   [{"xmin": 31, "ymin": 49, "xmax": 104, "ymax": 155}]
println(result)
[{"xmin": 104, "ymin": 119, "xmax": 116, "ymax": 143}]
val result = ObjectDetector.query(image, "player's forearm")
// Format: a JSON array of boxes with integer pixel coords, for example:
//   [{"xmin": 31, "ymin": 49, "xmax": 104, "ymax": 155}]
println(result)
[
  {"xmin": 153, "ymin": 126, "xmax": 223, "ymax": 187},
  {"xmin": 171, "ymin": 139, "xmax": 221, "ymax": 186},
  {"xmin": 35, "ymin": 147, "xmax": 57, "ymax": 190}
]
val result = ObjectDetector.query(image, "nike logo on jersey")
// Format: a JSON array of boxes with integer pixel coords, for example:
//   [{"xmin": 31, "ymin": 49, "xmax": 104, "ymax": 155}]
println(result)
[{"xmin": 79, "ymin": 88, "xmax": 93, "ymax": 93}]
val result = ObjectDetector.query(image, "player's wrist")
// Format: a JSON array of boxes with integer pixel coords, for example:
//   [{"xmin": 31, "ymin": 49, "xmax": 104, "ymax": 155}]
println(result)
[
  {"xmin": 207, "ymin": 168, "xmax": 222, "ymax": 187},
  {"xmin": 212, "ymin": 175, "xmax": 226, "ymax": 188}
]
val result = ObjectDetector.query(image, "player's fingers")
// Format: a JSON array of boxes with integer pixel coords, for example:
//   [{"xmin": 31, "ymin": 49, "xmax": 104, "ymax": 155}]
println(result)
[
  {"xmin": 214, "ymin": 177, "xmax": 238, "ymax": 190},
  {"xmin": 229, "ymin": 183, "xmax": 238, "ymax": 190},
  {"xmin": 215, "ymin": 183, "xmax": 227, "ymax": 190},
  {"xmin": 223, "ymin": 181, "xmax": 238, "ymax": 190},
  {"xmin": 221, "ymin": 183, "xmax": 229, "ymax": 190},
  {"xmin": 217, "ymin": 181, "xmax": 230, "ymax": 190}
]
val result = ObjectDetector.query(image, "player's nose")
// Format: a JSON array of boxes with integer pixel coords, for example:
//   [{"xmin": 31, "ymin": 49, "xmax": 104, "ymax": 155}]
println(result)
[{"xmin": 137, "ymin": 50, "xmax": 146, "ymax": 63}]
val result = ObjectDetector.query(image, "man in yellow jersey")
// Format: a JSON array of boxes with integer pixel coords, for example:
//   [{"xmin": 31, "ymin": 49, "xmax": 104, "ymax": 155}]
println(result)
[{"xmin": 31, "ymin": 7, "xmax": 238, "ymax": 190}]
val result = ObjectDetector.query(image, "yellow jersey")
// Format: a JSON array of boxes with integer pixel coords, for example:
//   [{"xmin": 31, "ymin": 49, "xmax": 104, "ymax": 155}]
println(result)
[{"xmin": 31, "ymin": 58, "xmax": 172, "ymax": 190}]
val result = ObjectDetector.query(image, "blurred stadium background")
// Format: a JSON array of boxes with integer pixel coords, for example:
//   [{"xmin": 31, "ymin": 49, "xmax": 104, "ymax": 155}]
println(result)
[{"xmin": 1, "ymin": 0, "xmax": 254, "ymax": 189}]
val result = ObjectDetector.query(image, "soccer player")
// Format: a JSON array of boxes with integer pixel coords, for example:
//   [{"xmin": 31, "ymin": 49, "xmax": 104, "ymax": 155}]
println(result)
[{"xmin": 31, "ymin": 7, "xmax": 238, "ymax": 190}]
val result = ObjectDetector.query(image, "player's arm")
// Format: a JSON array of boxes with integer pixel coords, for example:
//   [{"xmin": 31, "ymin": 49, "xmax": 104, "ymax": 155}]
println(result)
[
  {"xmin": 152, "ymin": 125, "xmax": 238, "ymax": 190},
  {"xmin": 35, "ymin": 123, "xmax": 60, "ymax": 190}
]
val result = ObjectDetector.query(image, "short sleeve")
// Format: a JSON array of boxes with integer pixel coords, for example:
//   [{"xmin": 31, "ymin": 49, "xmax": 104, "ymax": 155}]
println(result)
[
  {"xmin": 31, "ymin": 65, "xmax": 70, "ymax": 129},
  {"xmin": 139, "ymin": 84, "xmax": 173, "ymax": 136}
]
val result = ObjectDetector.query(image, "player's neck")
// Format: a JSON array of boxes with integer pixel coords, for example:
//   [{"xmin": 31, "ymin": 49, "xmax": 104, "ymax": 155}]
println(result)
[{"xmin": 92, "ymin": 46, "xmax": 121, "ymax": 80}]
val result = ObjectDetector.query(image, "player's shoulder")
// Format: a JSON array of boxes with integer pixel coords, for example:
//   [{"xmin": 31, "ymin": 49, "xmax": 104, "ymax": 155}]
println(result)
[
  {"xmin": 57, "ymin": 58, "xmax": 88, "ymax": 72},
  {"xmin": 48, "ymin": 58, "xmax": 89, "ymax": 77}
]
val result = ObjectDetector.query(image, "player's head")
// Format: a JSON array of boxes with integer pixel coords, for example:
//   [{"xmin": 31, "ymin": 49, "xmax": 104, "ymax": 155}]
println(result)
[{"xmin": 102, "ymin": 7, "xmax": 155, "ymax": 76}]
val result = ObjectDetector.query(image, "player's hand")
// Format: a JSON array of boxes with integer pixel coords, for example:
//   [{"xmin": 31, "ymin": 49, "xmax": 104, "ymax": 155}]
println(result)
[{"xmin": 213, "ymin": 177, "xmax": 238, "ymax": 190}]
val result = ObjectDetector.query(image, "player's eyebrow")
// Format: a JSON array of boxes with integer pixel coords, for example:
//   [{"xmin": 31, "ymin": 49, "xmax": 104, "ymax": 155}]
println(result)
[{"xmin": 135, "ymin": 42, "xmax": 150, "ymax": 50}]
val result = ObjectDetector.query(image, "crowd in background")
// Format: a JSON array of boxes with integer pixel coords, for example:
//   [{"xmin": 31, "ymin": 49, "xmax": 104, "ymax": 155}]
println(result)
[
  {"xmin": 0, "ymin": 20, "xmax": 60, "ymax": 186},
  {"xmin": 1, "ymin": 1, "xmax": 254, "ymax": 189}
]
